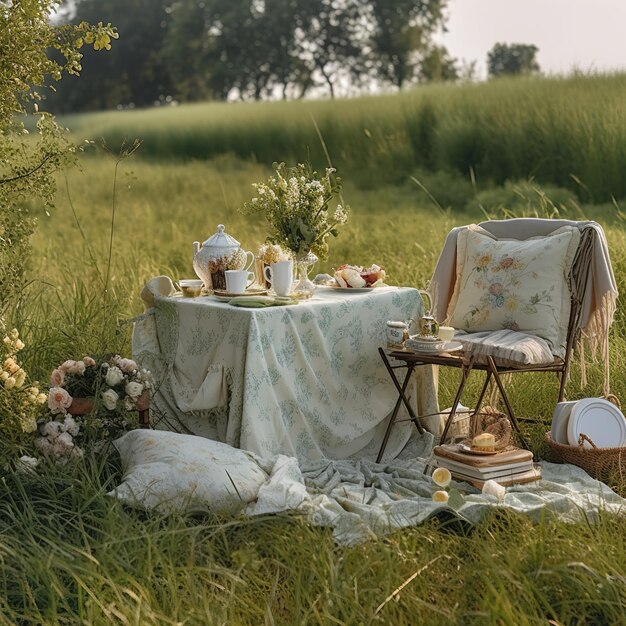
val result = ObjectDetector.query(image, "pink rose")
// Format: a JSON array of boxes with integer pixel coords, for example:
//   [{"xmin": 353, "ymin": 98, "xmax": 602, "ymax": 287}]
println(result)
[
  {"xmin": 50, "ymin": 368, "xmax": 65, "ymax": 387},
  {"xmin": 48, "ymin": 387, "xmax": 73, "ymax": 415},
  {"xmin": 118, "ymin": 358, "xmax": 138, "ymax": 374},
  {"xmin": 60, "ymin": 360, "xmax": 77, "ymax": 373},
  {"xmin": 71, "ymin": 361, "xmax": 86, "ymax": 375},
  {"xmin": 83, "ymin": 356, "xmax": 96, "ymax": 367}
]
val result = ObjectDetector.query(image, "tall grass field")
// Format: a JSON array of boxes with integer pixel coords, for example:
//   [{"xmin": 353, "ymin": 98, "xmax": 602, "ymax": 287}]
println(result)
[
  {"xmin": 62, "ymin": 72, "xmax": 626, "ymax": 202},
  {"xmin": 4, "ymin": 74, "xmax": 626, "ymax": 623}
]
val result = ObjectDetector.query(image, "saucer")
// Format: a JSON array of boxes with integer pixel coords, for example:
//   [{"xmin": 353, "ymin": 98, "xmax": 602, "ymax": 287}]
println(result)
[{"xmin": 213, "ymin": 288, "xmax": 268, "ymax": 298}]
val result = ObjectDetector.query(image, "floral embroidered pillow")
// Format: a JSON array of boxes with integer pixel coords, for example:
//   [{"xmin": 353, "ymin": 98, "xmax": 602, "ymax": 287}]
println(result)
[
  {"xmin": 109, "ymin": 430, "xmax": 268, "ymax": 514},
  {"xmin": 446, "ymin": 225, "xmax": 580, "ymax": 355}
]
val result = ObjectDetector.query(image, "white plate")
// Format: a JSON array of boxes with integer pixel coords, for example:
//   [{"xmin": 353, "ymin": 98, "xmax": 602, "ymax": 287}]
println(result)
[
  {"xmin": 550, "ymin": 401, "xmax": 577, "ymax": 444},
  {"xmin": 406, "ymin": 340, "xmax": 463, "ymax": 355},
  {"xmin": 317, "ymin": 285, "xmax": 390, "ymax": 293},
  {"xmin": 566, "ymin": 398, "xmax": 626, "ymax": 447}
]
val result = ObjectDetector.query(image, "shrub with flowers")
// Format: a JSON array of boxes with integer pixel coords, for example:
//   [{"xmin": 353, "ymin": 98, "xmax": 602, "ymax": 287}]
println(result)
[
  {"xmin": 0, "ymin": 322, "xmax": 48, "ymax": 446},
  {"xmin": 35, "ymin": 354, "xmax": 153, "ymax": 461},
  {"xmin": 243, "ymin": 162, "xmax": 348, "ymax": 260}
]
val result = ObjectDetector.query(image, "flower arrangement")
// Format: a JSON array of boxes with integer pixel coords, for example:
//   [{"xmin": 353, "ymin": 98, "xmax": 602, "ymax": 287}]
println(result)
[
  {"xmin": 257, "ymin": 243, "xmax": 293, "ymax": 265},
  {"xmin": 244, "ymin": 162, "xmax": 348, "ymax": 260},
  {"xmin": 0, "ymin": 323, "xmax": 47, "ymax": 442},
  {"xmin": 35, "ymin": 355, "xmax": 153, "ymax": 461}
]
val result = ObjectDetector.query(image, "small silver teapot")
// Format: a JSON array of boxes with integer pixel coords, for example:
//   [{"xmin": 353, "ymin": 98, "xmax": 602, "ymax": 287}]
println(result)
[{"xmin": 418, "ymin": 290, "xmax": 440, "ymax": 337}]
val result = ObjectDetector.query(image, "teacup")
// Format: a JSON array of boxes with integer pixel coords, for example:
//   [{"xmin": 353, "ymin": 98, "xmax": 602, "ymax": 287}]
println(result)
[
  {"xmin": 438, "ymin": 326, "xmax": 455, "ymax": 342},
  {"xmin": 264, "ymin": 260, "xmax": 293, "ymax": 297},
  {"xmin": 178, "ymin": 279, "xmax": 203, "ymax": 298},
  {"xmin": 225, "ymin": 270, "xmax": 255, "ymax": 295}
]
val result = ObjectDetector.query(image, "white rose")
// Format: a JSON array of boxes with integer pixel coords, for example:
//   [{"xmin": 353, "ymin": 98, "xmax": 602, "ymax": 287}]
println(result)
[
  {"xmin": 125, "ymin": 381, "xmax": 143, "ymax": 400},
  {"xmin": 17, "ymin": 455, "xmax": 39, "ymax": 472},
  {"xmin": 42, "ymin": 420, "xmax": 62, "ymax": 438},
  {"xmin": 105, "ymin": 366, "xmax": 124, "ymax": 387},
  {"xmin": 102, "ymin": 388, "xmax": 119, "ymax": 411},
  {"xmin": 63, "ymin": 416, "xmax": 80, "ymax": 437},
  {"xmin": 34, "ymin": 437, "xmax": 52, "ymax": 453},
  {"xmin": 57, "ymin": 432, "xmax": 74, "ymax": 448}
]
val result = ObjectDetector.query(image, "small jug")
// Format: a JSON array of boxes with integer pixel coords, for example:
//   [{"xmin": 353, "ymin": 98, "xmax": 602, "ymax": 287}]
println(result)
[{"xmin": 418, "ymin": 289, "xmax": 439, "ymax": 337}]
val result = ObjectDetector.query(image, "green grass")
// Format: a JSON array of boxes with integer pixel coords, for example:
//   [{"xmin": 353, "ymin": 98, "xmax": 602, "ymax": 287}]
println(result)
[
  {"xmin": 61, "ymin": 72, "xmax": 626, "ymax": 201},
  {"xmin": 3, "ymin": 152, "xmax": 626, "ymax": 624}
]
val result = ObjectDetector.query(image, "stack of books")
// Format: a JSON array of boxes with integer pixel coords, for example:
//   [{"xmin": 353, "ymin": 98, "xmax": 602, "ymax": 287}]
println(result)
[{"xmin": 432, "ymin": 444, "xmax": 541, "ymax": 488}]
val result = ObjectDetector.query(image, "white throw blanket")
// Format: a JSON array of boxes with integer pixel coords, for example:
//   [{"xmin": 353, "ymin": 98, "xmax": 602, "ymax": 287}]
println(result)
[{"xmin": 246, "ymin": 434, "xmax": 626, "ymax": 546}]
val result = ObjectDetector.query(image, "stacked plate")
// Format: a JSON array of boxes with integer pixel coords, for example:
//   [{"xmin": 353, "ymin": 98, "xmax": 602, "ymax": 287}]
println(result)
[
  {"xmin": 551, "ymin": 398, "xmax": 626, "ymax": 448},
  {"xmin": 405, "ymin": 335, "xmax": 463, "ymax": 354}
]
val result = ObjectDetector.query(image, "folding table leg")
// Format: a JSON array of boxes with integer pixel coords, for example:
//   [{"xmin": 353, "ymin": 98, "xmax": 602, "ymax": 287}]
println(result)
[
  {"xmin": 486, "ymin": 356, "xmax": 528, "ymax": 449},
  {"xmin": 439, "ymin": 360, "xmax": 474, "ymax": 445},
  {"xmin": 377, "ymin": 348, "xmax": 424, "ymax": 463}
]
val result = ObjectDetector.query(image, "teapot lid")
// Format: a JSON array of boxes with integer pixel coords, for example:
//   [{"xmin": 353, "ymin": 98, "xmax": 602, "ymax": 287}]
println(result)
[{"xmin": 202, "ymin": 224, "xmax": 240, "ymax": 249}]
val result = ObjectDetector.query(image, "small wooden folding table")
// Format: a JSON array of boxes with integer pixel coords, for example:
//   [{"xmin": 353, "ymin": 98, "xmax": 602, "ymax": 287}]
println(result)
[{"xmin": 376, "ymin": 346, "xmax": 529, "ymax": 463}]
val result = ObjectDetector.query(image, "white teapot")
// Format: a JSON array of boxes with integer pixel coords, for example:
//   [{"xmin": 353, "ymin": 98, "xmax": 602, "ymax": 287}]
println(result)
[{"xmin": 193, "ymin": 224, "xmax": 254, "ymax": 290}]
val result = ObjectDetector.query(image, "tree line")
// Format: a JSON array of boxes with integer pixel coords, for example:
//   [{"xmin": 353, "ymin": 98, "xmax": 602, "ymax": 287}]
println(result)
[
  {"xmin": 48, "ymin": 0, "xmax": 461, "ymax": 112},
  {"xmin": 47, "ymin": 0, "xmax": 542, "ymax": 113}
]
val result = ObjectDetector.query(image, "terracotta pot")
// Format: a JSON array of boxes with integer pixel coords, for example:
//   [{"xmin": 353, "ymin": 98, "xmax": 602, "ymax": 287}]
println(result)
[
  {"xmin": 67, "ymin": 390, "xmax": 150, "ymax": 416},
  {"xmin": 67, "ymin": 397, "xmax": 95, "ymax": 416},
  {"xmin": 136, "ymin": 390, "xmax": 150, "ymax": 412}
]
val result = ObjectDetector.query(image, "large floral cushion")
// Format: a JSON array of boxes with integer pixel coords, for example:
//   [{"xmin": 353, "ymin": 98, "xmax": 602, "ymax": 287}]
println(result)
[
  {"xmin": 109, "ymin": 430, "xmax": 268, "ymax": 514},
  {"xmin": 446, "ymin": 225, "xmax": 580, "ymax": 356}
]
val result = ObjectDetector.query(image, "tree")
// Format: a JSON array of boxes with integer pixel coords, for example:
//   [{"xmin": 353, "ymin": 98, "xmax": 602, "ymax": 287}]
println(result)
[
  {"xmin": 369, "ymin": 0, "xmax": 448, "ymax": 89},
  {"xmin": 48, "ymin": 0, "xmax": 174, "ymax": 112},
  {"xmin": 296, "ymin": 0, "xmax": 368, "ymax": 99},
  {"xmin": 487, "ymin": 43, "xmax": 540, "ymax": 78},
  {"xmin": 0, "ymin": 0, "xmax": 115, "ymax": 308},
  {"xmin": 419, "ymin": 44, "xmax": 458, "ymax": 82}
]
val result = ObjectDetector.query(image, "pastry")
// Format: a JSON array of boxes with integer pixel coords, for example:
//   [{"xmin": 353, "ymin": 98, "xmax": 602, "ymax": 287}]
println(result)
[{"xmin": 471, "ymin": 432, "xmax": 496, "ymax": 452}]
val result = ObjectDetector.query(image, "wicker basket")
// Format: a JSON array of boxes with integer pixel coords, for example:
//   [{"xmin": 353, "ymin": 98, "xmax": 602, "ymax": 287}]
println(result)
[{"xmin": 545, "ymin": 431, "xmax": 626, "ymax": 482}]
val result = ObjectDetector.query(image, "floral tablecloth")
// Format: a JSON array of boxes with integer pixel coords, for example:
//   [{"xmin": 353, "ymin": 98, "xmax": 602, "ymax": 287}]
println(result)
[{"xmin": 133, "ymin": 280, "xmax": 438, "ymax": 462}]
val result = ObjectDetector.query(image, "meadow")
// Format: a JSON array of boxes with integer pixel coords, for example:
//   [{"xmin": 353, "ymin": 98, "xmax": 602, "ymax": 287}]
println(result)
[
  {"xmin": 62, "ymin": 72, "xmax": 626, "ymax": 202},
  {"xmin": 4, "ymin": 75, "xmax": 626, "ymax": 623}
]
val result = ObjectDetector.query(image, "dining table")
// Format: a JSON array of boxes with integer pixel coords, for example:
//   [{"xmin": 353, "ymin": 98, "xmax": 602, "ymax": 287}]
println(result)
[{"xmin": 133, "ymin": 277, "xmax": 439, "ymax": 462}]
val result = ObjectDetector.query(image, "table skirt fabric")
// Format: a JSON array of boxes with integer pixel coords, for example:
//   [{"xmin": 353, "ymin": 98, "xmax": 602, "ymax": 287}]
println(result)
[{"xmin": 133, "ymin": 279, "xmax": 439, "ymax": 462}]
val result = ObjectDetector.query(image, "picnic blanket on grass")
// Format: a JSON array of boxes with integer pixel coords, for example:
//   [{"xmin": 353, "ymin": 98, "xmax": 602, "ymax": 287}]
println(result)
[
  {"xmin": 110, "ymin": 429, "xmax": 626, "ymax": 547},
  {"xmin": 245, "ymin": 434, "xmax": 626, "ymax": 546}
]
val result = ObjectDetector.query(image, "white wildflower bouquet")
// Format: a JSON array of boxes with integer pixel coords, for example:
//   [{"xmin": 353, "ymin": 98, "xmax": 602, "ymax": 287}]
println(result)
[
  {"xmin": 244, "ymin": 162, "xmax": 348, "ymax": 260},
  {"xmin": 0, "ymin": 322, "xmax": 48, "ymax": 445},
  {"xmin": 36, "ymin": 354, "xmax": 153, "ymax": 461}
]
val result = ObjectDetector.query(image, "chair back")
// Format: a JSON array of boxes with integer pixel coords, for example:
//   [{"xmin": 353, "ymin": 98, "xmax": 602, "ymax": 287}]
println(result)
[{"xmin": 429, "ymin": 219, "xmax": 606, "ymax": 362}]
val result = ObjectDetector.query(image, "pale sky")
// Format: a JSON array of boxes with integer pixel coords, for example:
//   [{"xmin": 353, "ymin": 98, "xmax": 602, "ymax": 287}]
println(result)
[{"xmin": 438, "ymin": 0, "xmax": 626, "ymax": 78}]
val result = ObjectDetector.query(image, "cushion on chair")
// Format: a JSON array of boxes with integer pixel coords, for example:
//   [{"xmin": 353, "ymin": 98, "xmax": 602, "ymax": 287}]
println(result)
[
  {"xmin": 446, "ymin": 225, "xmax": 580, "ymax": 357},
  {"xmin": 458, "ymin": 330, "xmax": 556, "ymax": 368},
  {"xmin": 109, "ymin": 430, "xmax": 268, "ymax": 514}
]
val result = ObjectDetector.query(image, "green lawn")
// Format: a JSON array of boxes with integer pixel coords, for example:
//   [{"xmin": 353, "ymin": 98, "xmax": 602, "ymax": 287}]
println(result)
[{"xmin": 2, "ymin": 152, "xmax": 625, "ymax": 624}]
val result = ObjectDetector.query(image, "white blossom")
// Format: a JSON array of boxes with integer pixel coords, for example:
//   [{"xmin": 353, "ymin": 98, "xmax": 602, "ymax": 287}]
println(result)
[
  {"xmin": 102, "ymin": 388, "xmax": 119, "ymax": 410},
  {"xmin": 105, "ymin": 366, "xmax": 124, "ymax": 387}
]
